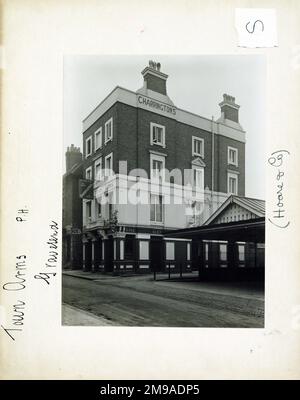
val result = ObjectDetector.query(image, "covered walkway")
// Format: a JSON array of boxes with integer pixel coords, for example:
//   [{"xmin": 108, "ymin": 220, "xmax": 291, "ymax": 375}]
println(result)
[{"xmin": 165, "ymin": 217, "xmax": 265, "ymax": 281}]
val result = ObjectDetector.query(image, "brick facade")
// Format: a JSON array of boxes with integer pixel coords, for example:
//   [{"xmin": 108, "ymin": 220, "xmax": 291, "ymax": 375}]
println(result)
[
  {"xmin": 78, "ymin": 62, "xmax": 247, "ymax": 274},
  {"xmin": 82, "ymin": 102, "xmax": 245, "ymax": 194},
  {"xmin": 62, "ymin": 146, "xmax": 83, "ymax": 269}
]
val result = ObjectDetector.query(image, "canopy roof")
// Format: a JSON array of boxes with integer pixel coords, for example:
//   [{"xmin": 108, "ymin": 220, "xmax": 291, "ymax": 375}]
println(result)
[{"xmin": 165, "ymin": 217, "xmax": 265, "ymax": 243}]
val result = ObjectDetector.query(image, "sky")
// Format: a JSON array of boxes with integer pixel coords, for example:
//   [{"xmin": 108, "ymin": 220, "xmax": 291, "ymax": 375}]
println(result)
[{"xmin": 63, "ymin": 55, "xmax": 266, "ymax": 199}]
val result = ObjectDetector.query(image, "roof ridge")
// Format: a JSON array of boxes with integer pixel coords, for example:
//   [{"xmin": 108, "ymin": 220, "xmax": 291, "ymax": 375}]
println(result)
[{"xmin": 233, "ymin": 194, "xmax": 265, "ymax": 202}]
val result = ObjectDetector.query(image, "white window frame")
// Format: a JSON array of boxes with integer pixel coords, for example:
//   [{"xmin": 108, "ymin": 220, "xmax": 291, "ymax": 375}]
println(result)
[
  {"xmin": 104, "ymin": 152, "xmax": 113, "ymax": 177},
  {"xmin": 86, "ymin": 200, "xmax": 92, "ymax": 222},
  {"xmin": 150, "ymin": 153, "xmax": 165, "ymax": 181},
  {"xmin": 187, "ymin": 242, "xmax": 191, "ymax": 261},
  {"xmin": 228, "ymin": 146, "xmax": 238, "ymax": 166},
  {"xmin": 227, "ymin": 172, "xmax": 238, "ymax": 195},
  {"xmin": 192, "ymin": 136, "xmax": 204, "ymax": 157},
  {"xmin": 95, "ymin": 200, "xmax": 102, "ymax": 218},
  {"xmin": 150, "ymin": 122, "xmax": 165, "ymax": 148},
  {"xmin": 104, "ymin": 117, "xmax": 113, "ymax": 144},
  {"xmin": 219, "ymin": 243, "xmax": 227, "ymax": 262},
  {"xmin": 192, "ymin": 166, "xmax": 204, "ymax": 191},
  {"xmin": 85, "ymin": 136, "xmax": 92, "ymax": 158},
  {"xmin": 150, "ymin": 193, "xmax": 164, "ymax": 224},
  {"xmin": 94, "ymin": 157, "xmax": 102, "ymax": 181},
  {"xmin": 238, "ymin": 243, "xmax": 245, "ymax": 262},
  {"xmin": 85, "ymin": 166, "xmax": 92, "ymax": 180},
  {"xmin": 166, "ymin": 242, "xmax": 175, "ymax": 260},
  {"xmin": 94, "ymin": 127, "xmax": 102, "ymax": 151},
  {"xmin": 139, "ymin": 241, "xmax": 149, "ymax": 260}
]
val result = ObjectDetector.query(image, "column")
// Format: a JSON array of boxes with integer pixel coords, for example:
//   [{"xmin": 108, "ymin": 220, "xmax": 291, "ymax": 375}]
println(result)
[
  {"xmin": 254, "ymin": 242, "xmax": 259, "ymax": 268},
  {"xmin": 91, "ymin": 239, "xmax": 95, "ymax": 272},
  {"xmin": 227, "ymin": 240, "xmax": 237, "ymax": 280},
  {"xmin": 227, "ymin": 241, "xmax": 236, "ymax": 268},
  {"xmin": 70, "ymin": 234, "xmax": 74, "ymax": 269},
  {"xmin": 113, "ymin": 237, "xmax": 123, "ymax": 274},
  {"xmin": 191, "ymin": 239, "xmax": 198, "ymax": 271},
  {"xmin": 198, "ymin": 240, "xmax": 205, "ymax": 279},
  {"xmin": 101, "ymin": 239, "xmax": 105, "ymax": 271},
  {"xmin": 82, "ymin": 241, "xmax": 86, "ymax": 271}
]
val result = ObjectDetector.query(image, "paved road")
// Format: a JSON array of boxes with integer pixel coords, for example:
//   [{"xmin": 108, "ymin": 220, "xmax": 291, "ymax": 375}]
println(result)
[{"xmin": 62, "ymin": 274, "xmax": 264, "ymax": 328}]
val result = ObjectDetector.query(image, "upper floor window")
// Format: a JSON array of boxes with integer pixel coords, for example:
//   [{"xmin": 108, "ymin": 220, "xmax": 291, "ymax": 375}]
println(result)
[
  {"xmin": 227, "ymin": 172, "xmax": 238, "ymax": 195},
  {"xmin": 192, "ymin": 136, "xmax": 204, "ymax": 157},
  {"xmin": 95, "ymin": 201, "xmax": 102, "ymax": 218},
  {"xmin": 228, "ymin": 146, "xmax": 238, "ymax": 166},
  {"xmin": 86, "ymin": 201, "xmax": 92, "ymax": 222},
  {"xmin": 150, "ymin": 122, "xmax": 165, "ymax": 148},
  {"xmin": 85, "ymin": 166, "xmax": 92, "ymax": 180},
  {"xmin": 85, "ymin": 137, "xmax": 92, "ymax": 158},
  {"xmin": 104, "ymin": 152, "xmax": 113, "ymax": 177},
  {"xmin": 150, "ymin": 153, "xmax": 165, "ymax": 181},
  {"xmin": 109, "ymin": 202, "xmax": 113, "ymax": 220},
  {"xmin": 192, "ymin": 166, "xmax": 204, "ymax": 191},
  {"xmin": 94, "ymin": 157, "xmax": 102, "ymax": 181},
  {"xmin": 94, "ymin": 127, "xmax": 102, "ymax": 151},
  {"xmin": 105, "ymin": 118, "xmax": 113, "ymax": 144},
  {"xmin": 150, "ymin": 194, "xmax": 163, "ymax": 223}
]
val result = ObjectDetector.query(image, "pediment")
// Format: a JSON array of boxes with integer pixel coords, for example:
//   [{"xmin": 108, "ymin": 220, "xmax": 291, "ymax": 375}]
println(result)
[
  {"xmin": 191, "ymin": 157, "xmax": 206, "ymax": 168},
  {"xmin": 204, "ymin": 194, "xmax": 265, "ymax": 225}
]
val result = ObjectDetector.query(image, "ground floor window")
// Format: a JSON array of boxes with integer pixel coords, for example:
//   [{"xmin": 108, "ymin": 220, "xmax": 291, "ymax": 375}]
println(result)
[
  {"xmin": 166, "ymin": 242, "xmax": 175, "ymax": 260},
  {"xmin": 238, "ymin": 244, "xmax": 245, "ymax": 260},
  {"xmin": 237, "ymin": 242, "xmax": 245, "ymax": 267},
  {"xmin": 205, "ymin": 242, "xmax": 209, "ymax": 268},
  {"xmin": 219, "ymin": 243, "xmax": 227, "ymax": 267},
  {"xmin": 139, "ymin": 241, "xmax": 149, "ymax": 260}
]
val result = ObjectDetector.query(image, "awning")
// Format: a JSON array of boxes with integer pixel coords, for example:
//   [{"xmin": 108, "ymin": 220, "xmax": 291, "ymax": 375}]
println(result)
[{"xmin": 164, "ymin": 217, "xmax": 265, "ymax": 242}]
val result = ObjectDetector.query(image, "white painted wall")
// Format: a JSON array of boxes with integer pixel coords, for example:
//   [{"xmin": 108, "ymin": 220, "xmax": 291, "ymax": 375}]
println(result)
[{"xmin": 85, "ymin": 175, "xmax": 228, "ymax": 230}]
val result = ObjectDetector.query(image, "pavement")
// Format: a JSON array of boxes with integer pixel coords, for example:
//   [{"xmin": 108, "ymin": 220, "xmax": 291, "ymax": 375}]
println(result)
[
  {"xmin": 62, "ymin": 270, "xmax": 264, "ymax": 328},
  {"xmin": 62, "ymin": 303, "xmax": 114, "ymax": 326}
]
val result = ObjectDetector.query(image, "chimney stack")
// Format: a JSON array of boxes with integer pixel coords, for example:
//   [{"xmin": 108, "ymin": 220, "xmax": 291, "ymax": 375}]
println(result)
[
  {"xmin": 219, "ymin": 94, "xmax": 240, "ymax": 123},
  {"xmin": 66, "ymin": 144, "xmax": 82, "ymax": 172},
  {"xmin": 141, "ymin": 60, "xmax": 168, "ymax": 95}
]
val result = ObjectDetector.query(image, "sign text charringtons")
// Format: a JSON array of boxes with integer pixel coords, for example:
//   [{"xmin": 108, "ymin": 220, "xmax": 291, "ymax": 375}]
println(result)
[{"xmin": 137, "ymin": 95, "xmax": 176, "ymax": 116}]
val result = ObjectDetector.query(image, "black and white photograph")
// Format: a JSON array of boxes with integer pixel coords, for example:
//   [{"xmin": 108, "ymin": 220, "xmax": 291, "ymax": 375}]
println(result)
[
  {"xmin": 62, "ymin": 55, "xmax": 266, "ymax": 328},
  {"xmin": 1, "ymin": 0, "xmax": 300, "ymax": 382}
]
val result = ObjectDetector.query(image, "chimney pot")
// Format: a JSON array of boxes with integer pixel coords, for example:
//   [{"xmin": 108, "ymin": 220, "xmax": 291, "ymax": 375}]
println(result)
[
  {"xmin": 219, "ymin": 94, "xmax": 240, "ymax": 123},
  {"xmin": 142, "ymin": 61, "xmax": 168, "ymax": 95},
  {"xmin": 65, "ymin": 144, "xmax": 82, "ymax": 171}
]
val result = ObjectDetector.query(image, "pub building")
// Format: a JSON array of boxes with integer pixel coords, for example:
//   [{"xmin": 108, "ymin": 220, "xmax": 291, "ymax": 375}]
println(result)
[{"xmin": 67, "ymin": 61, "xmax": 264, "ymax": 275}]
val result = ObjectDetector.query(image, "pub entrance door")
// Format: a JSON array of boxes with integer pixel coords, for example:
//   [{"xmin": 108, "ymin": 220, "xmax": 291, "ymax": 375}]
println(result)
[{"xmin": 150, "ymin": 236, "xmax": 163, "ymax": 272}]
